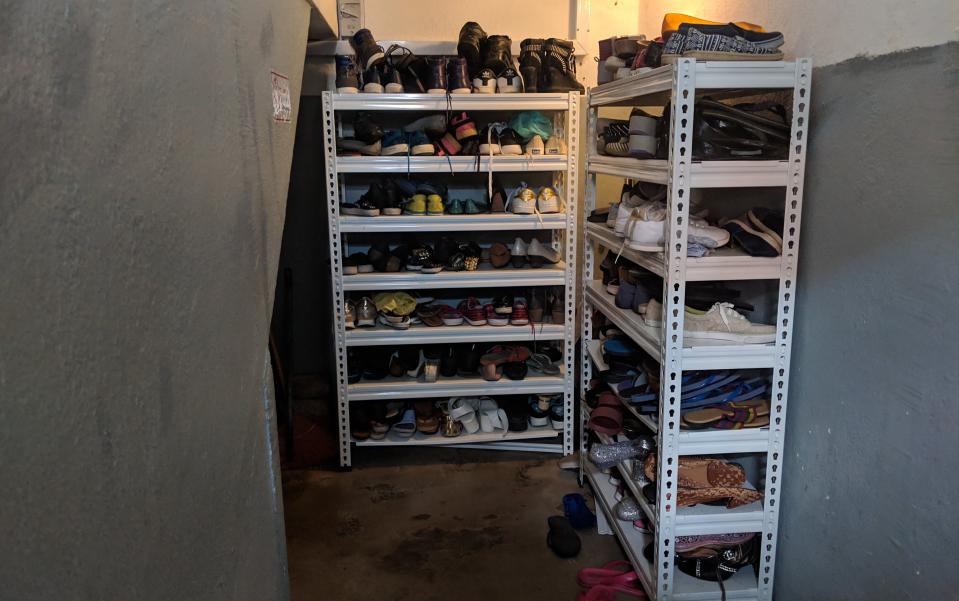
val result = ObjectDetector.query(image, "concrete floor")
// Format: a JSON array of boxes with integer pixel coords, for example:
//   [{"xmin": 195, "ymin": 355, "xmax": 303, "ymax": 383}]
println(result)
[{"xmin": 282, "ymin": 447, "xmax": 626, "ymax": 601}]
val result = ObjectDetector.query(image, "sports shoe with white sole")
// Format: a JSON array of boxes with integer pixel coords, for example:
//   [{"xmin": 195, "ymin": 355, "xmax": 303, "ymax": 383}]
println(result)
[
  {"xmin": 510, "ymin": 184, "xmax": 536, "ymax": 214},
  {"xmin": 537, "ymin": 187, "xmax": 561, "ymax": 214},
  {"xmin": 644, "ymin": 299, "xmax": 775, "ymax": 344},
  {"xmin": 526, "ymin": 135, "xmax": 545, "ymax": 155},
  {"xmin": 497, "ymin": 67, "xmax": 523, "ymax": 93},
  {"xmin": 472, "ymin": 68, "xmax": 497, "ymax": 94},
  {"xmin": 498, "ymin": 128, "xmax": 524, "ymax": 155}
]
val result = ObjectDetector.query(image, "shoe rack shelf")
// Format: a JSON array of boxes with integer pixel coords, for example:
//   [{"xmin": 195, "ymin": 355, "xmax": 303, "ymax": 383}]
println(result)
[
  {"xmin": 322, "ymin": 90, "xmax": 580, "ymax": 466},
  {"xmin": 335, "ymin": 154, "xmax": 569, "ymax": 173},
  {"xmin": 340, "ymin": 213, "xmax": 568, "ymax": 232},
  {"xmin": 580, "ymin": 59, "xmax": 810, "ymax": 601}
]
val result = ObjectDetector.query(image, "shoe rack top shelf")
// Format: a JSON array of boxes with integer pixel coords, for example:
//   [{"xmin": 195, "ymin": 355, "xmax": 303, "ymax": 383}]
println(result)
[
  {"xmin": 585, "ymin": 341, "xmax": 770, "ymax": 456},
  {"xmin": 585, "ymin": 282, "xmax": 777, "ymax": 371},
  {"xmin": 584, "ymin": 459, "xmax": 760, "ymax": 600},
  {"xmin": 347, "ymin": 373, "xmax": 567, "ymax": 401},
  {"xmin": 336, "ymin": 155, "xmax": 569, "ymax": 173},
  {"xmin": 343, "ymin": 263, "xmax": 567, "ymax": 291},
  {"xmin": 353, "ymin": 426, "xmax": 559, "ymax": 447},
  {"xmin": 330, "ymin": 92, "xmax": 575, "ymax": 111},
  {"xmin": 587, "ymin": 154, "xmax": 791, "ymax": 188},
  {"xmin": 589, "ymin": 60, "xmax": 802, "ymax": 108},
  {"xmin": 340, "ymin": 213, "xmax": 568, "ymax": 232},
  {"xmin": 346, "ymin": 323, "xmax": 566, "ymax": 346},
  {"xmin": 586, "ymin": 223, "xmax": 782, "ymax": 281}
]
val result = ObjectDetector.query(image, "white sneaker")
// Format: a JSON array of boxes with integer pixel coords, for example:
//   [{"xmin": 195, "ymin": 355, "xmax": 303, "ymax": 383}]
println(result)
[
  {"xmin": 614, "ymin": 197, "xmax": 640, "ymax": 236},
  {"xmin": 644, "ymin": 299, "xmax": 776, "ymax": 344},
  {"xmin": 544, "ymin": 137, "xmax": 566, "ymax": 155},
  {"xmin": 526, "ymin": 135, "xmax": 545, "ymax": 155},
  {"xmin": 624, "ymin": 203, "xmax": 666, "ymax": 251},
  {"xmin": 511, "ymin": 184, "xmax": 536, "ymax": 214},
  {"xmin": 689, "ymin": 216, "xmax": 731, "ymax": 248},
  {"xmin": 537, "ymin": 187, "xmax": 561, "ymax": 213}
]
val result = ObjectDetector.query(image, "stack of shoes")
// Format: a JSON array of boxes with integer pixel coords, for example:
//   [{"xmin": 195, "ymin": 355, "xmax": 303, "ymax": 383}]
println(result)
[
  {"xmin": 660, "ymin": 13, "xmax": 784, "ymax": 63},
  {"xmin": 643, "ymin": 455, "xmax": 763, "ymax": 508},
  {"xmin": 642, "ymin": 534, "xmax": 759, "ymax": 595},
  {"xmin": 596, "ymin": 35, "xmax": 652, "ymax": 83}
]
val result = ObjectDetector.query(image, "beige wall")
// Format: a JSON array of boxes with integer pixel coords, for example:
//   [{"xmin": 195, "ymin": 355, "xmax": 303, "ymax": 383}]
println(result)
[{"xmin": 637, "ymin": 0, "xmax": 958, "ymax": 66}]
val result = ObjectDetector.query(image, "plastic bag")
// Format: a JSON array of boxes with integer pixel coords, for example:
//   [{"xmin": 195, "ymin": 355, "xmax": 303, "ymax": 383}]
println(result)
[{"xmin": 508, "ymin": 111, "xmax": 553, "ymax": 142}]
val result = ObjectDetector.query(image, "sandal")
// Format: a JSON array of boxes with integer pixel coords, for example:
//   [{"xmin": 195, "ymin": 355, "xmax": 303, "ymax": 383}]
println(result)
[
  {"xmin": 480, "ymin": 344, "xmax": 531, "ymax": 366},
  {"xmin": 476, "ymin": 398, "xmax": 509, "ymax": 434},
  {"xmin": 527, "ymin": 353, "xmax": 560, "ymax": 375},
  {"xmin": 563, "ymin": 493, "xmax": 596, "ymax": 529},
  {"xmin": 415, "ymin": 304, "xmax": 444, "ymax": 327},
  {"xmin": 587, "ymin": 404, "xmax": 622, "ymax": 436},
  {"xmin": 414, "ymin": 401, "xmax": 440, "ymax": 434},
  {"xmin": 392, "ymin": 409, "xmax": 417, "ymax": 438},
  {"xmin": 448, "ymin": 397, "xmax": 480, "ymax": 434}
]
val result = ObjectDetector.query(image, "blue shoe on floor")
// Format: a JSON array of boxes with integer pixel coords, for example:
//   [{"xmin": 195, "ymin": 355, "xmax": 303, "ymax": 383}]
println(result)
[{"xmin": 563, "ymin": 493, "xmax": 596, "ymax": 529}]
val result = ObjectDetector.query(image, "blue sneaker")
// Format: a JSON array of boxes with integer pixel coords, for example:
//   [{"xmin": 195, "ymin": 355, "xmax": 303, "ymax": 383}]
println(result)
[
  {"xmin": 408, "ymin": 131, "xmax": 434, "ymax": 156},
  {"xmin": 380, "ymin": 130, "xmax": 409, "ymax": 156}
]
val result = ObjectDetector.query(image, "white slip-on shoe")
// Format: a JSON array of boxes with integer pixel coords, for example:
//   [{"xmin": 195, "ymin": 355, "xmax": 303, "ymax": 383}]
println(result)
[
  {"xmin": 537, "ymin": 187, "xmax": 561, "ymax": 214},
  {"xmin": 644, "ymin": 299, "xmax": 776, "ymax": 343},
  {"xmin": 544, "ymin": 136, "xmax": 566, "ymax": 155},
  {"xmin": 624, "ymin": 201, "xmax": 667, "ymax": 251},
  {"xmin": 689, "ymin": 216, "xmax": 731, "ymax": 249}
]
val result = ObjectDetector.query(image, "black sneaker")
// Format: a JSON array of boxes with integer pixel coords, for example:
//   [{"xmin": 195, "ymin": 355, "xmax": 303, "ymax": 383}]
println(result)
[
  {"xmin": 482, "ymin": 35, "xmax": 514, "ymax": 75},
  {"xmin": 472, "ymin": 67, "xmax": 496, "ymax": 94},
  {"xmin": 340, "ymin": 195, "xmax": 380, "ymax": 216},
  {"xmin": 519, "ymin": 39, "xmax": 544, "ymax": 93},
  {"xmin": 457, "ymin": 21, "xmax": 487, "ymax": 78},
  {"xmin": 497, "ymin": 67, "xmax": 523, "ymax": 93},
  {"xmin": 342, "ymin": 252, "xmax": 373, "ymax": 275},
  {"xmin": 447, "ymin": 57, "xmax": 471, "ymax": 94},
  {"xmin": 357, "ymin": 181, "xmax": 386, "ymax": 213},
  {"xmin": 494, "ymin": 295, "xmax": 514, "ymax": 314},
  {"xmin": 335, "ymin": 55, "xmax": 360, "ymax": 93},
  {"xmin": 498, "ymin": 128, "xmax": 523, "ymax": 155},
  {"xmin": 350, "ymin": 28, "xmax": 385, "ymax": 71},
  {"xmin": 353, "ymin": 112, "xmax": 383, "ymax": 143},
  {"xmin": 362, "ymin": 65, "xmax": 383, "ymax": 93},
  {"xmin": 542, "ymin": 38, "xmax": 584, "ymax": 93},
  {"xmin": 426, "ymin": 57, "xmax": 448, "ymax": 94},
  {"xmin": 433, "ymin": 237, "xmax": 459, "ymax": 265},
  {"xmin": 478, "ymin": 125, "xmax": 501, "ymax": 155},
  {"xmin": 381, "ymin": 180, "xmax": 403, "ymax": 215},
  {"xmin": 382, "ymin": 63, "xmax": 404, "ymax": 93},
  {"xmin": 406, "ymin": 245, "xmax": 434, "ymax": 271}
]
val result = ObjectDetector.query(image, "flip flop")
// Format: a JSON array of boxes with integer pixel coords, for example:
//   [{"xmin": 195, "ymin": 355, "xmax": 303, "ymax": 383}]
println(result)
[
  {"xmin": 547, "ymin": 516, "xmax": 581, "ymax": 558},
  {"xmin": 563, "ymin": 493, "xmax": 596, "ymax": 529},
  {"xmin": 587, "ymin": 405, "xmax": 623, "ymax": 435},
  {"xmin": 601, "ymin": 337, "xmax": 645, "ymax": 361}
]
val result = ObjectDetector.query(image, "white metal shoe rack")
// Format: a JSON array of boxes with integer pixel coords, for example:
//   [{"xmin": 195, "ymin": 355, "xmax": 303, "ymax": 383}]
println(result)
[
  {"xmin": 579, "ymin": 59, "xmax": 811, "ymax": 600},
  {"xmin": 322, "ymin": 92, "xmax": 580, "ymax": 468}
]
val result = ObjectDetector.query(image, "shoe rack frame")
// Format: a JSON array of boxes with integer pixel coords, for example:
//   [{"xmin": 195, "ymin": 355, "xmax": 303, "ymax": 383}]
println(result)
[
  {"xmin": 322, "ymin": 91, "xmax": 580, "ymax": 468},
  {"xmin": 579, "ymin": 59, "xmax": 811, "ymax": 601}
]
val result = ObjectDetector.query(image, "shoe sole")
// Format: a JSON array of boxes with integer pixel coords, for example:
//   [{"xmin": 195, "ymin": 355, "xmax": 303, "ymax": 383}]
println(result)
[
  {"xmin": 421, "ymin": 267, "xmax": 444, "ymax": 274},
  {"xmin": 337, "ymin": 86, "xmax": 359, "ymax": 94},
  {"xmin": 341, "ymin": 208, "xmax": 380, "ymax": 216},
  {"xmin": 488, "ymin": 318, "xmax": 509, "ymax": 326},
  {"xmin": 464, "ymin": 318, "xmax": 487, "ymax": 326},
  {"xmin": 442, "ymin": 318, "xmax": 464, "ymax": 326},
  {"xmin": 427, "ymin": 89, "xmax": 447, "ymax": 94},
  {"xmin": 449, "ymin": 88, "xmax": 471, "ymax": 94},
  {"xmin": 357, "ymin": 265, "xmax": 374, "ymax": 273},
  {"xmin": 664, "ymin": 51, "xmax": 784, "ymax": 63},
  {"xmin": 363, "ymin": 83, "xmax": 384, "ymax": 93},
  {"xmin": 511, "ymin": 319, "xmax": 529, "ymax": 326},
  {"xmin": 411, "ymin": 144, "xmax": 434, "ymax": 155},
  {"xmin": 381, "ymin": 144, "xmax": 410, "ymax": 155},
  {"xmin": 356, "ymin": 318, "xmax": 376, "ymax": 327},
  {"xmin": 382, "ymin": 208, "xmax": 402, "ymax": 216},
  {"xmin": 385, "ymin": 83, "xmax": 404, "ymax": 93},
  {"xmin": 478, "ymin": 144, "xmax": 501, "ymax": 155},
  {"xmin": 494, "ymin": 308, "xmax": 513, "ymax": 314},
  {"xmin": 500, "ymin": 144, "xmax": 522, "ymax": 155},
  {"xmin": 342, "ymin": 267, "xmax": 357, "ymax": 275},
  {"xmin": 404, "ymin": 210, "xmax": 426, "ymax": 216}
]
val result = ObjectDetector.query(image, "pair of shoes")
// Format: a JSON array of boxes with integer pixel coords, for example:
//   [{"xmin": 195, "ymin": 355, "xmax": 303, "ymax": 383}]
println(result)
[
  {"xmin": 720, "ymin": 208, "xmax": 784, "ymax": 256},
  {"xmin": 457, "ymin": 23, "xmax": 523, "ymax": 93},
  {"xmin": 345, "ymin": 296, "xmax": 377, "ymax": 328},
  {"xmin": 422, "ymin": 56, "xmax": 472, "ymax": 94},
  {"xmin": 597, "ymin": 110, "xmax": 655, "ymax": 157},
  {"xmin": 340, "ymin": 179, "xmax": 406, "ymax": 216},
  {"xmin": 516, "ymin": 38, "xmax": 586, "ymax": 93},
  {"xmin": 510, "ymin": 183, "xmax": 562, "ymax": 214},
  {"xmin": 507, "ymin": 237, "xmax": 563, "ymax": 267},
  {"xmin": 619, "ymin": 199, "xmax": 730, "ymax": 252},
  {"xmin": 662, "ymin": 21, "xmax": 784, "ymax": 63}
]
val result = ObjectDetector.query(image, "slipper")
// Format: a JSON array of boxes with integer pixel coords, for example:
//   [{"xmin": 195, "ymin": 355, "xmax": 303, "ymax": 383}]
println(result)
[
  {"xmin": 414, "ymin": 401, "xmax": 439, "ymax": 434},
  {"xmin": 547, "ymin": 516, "xmax": 581, "ymax": 558},
  {"xmin": 601, "ymin": 337, "xmax": 645, "ymax": 361},
  {"xmin": 392, "ymin": 409, "xmax": 417, "ymax": 438},
  {"xmin": 721, "ymin": 217, "xmax": 781, "ymax": 257},
  {"xmin": 578, "ymin": 560, "xmax": 639, "ymax": 588},
  {"xmin": 448, "ymin": 397, "xmax": 480, "ymax": 434},
  {"xmin": 527, "ymin": 353, "xmax": 560, "ymax": 375},
  {"xmin": 415, "ymin": 304, "xmax": 444, "ymax": 327},
  {"xmin": 477, "ymin": 398, "xmax": 509, "ymax": 434},
  {"xmin": 563, "ymin": 493, "xmax": 597, "ymax": 529},
  {"xmin": 503, "ymin": 361, "xmax": 528, "ymax": 380},
  {"xmin": 480, "ymin": 362, "xmax": 502, "ymax": 381},
  {"xmin": 480, "ymin": 344, "xmax": 531, "ymax": 366},
  {"xmin": 587, "ymin": 405, "xmax": 623, "ymax": 436}
]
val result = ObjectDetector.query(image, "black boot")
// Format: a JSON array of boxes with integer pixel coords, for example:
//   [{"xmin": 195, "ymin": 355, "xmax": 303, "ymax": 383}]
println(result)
[
  {"xmin": 349, "ymin": 28, "xmax": 385, "ymax": 71},
  {"xmin": 482, "ymin": 35, "xmax": 513, "ymax": 75},
  {"xmin": 425, "ymin": 56, "xmax": 448, "ymax": 94},
  {"xmin": 542, "ymin": 38, "xmax": 584, "ymax": 93},
  {"xmin": 457, "ymin": 21, "xmax": 487, "ymax": 78},
  {"xmin": 519, "ymin": 38, "xmax": 544, "ymax": 93}
]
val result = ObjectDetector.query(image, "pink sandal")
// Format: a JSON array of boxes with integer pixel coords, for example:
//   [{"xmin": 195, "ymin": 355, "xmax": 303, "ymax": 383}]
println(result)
[{"xmin": 577, "ymin": 561, "xmax": 645, "ymax": 601}]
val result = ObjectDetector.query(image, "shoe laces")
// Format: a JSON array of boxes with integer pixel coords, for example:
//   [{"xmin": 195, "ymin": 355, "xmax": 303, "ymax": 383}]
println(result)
[{"xmin": 714, "ymin": 302, "xmax": 747, "ymax": 330}]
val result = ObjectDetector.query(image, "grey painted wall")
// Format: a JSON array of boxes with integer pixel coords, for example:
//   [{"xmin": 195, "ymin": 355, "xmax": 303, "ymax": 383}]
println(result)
[
  {"xmin": 0, "ymin": 1, "xmax": 310, "ymax": 599},
  {"xmin": 778, "ymin": 43, "xmax": 959, "ymax": 600}
]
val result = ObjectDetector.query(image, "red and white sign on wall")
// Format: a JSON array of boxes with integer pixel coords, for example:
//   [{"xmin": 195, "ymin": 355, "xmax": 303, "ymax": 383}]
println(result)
[{"xmin": 271, "ymin": 70, "xmax": 292, "ymax": 123}]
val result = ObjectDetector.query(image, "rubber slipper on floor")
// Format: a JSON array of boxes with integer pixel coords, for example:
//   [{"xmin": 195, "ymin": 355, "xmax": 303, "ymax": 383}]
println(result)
[
  {"xmin": 563, "ymin": 493, "xmax": 596, "ymax": 529},
  {"xmin": 547, "ymin": 516, "xmax": 581, "ymax": 558}
]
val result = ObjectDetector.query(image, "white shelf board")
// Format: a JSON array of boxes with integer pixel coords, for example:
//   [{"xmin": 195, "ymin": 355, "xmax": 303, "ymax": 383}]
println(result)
[
  {"xmin": 346, "ymin": 323, "xmax": 566, "ymax": 346},
  {"xmin": 347, "ymin": 373, "xmax": 566, "ymax": 401},
  {"xmin": 586, "ymin": 339, "xmax": 770, "ymax": 455},
  {"xmin": 330, "ymin": 92, "xmax": 573, "ymax": 111},
  {"xmin": 585, "ymin": 460, "xmax": 760, "ymax": 600},
  {"xmin": 587, "ymin": 154, "xmax": 790, "ymax": 188},
  {"xmin": 336, "ymin": 155, "xmax": 569, "ymax": 173},
  {"xmin": 343, "ymin": 263, "xmax": 567, "ymax": 290},
  {"xmin": 354, "ymin": 425, "xmax": 560, "ymax": 446},
  {"xmin": 339, "ymin": 213, "xmax": 568, "ymax": 232},
  {"xmin": 587, "ymin": 223, "xmax": 782, "ymax": 281},
  {"xmin": 589, "ymin": 61, "xmax": 799, "ymax": 107},
  {"xmin": 585, "ymin": 282, "xmax": 776, "ymax": 370}
]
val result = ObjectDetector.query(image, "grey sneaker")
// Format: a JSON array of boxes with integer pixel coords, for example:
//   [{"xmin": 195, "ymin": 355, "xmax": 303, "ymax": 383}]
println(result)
[
  {"xmin": 356, "ymin": 297, "xmax": 377, "ymax": 327},
  {"xmin": 527, "ymin": 239, "xmax": 562, "ymax": 265},
  {"xmin": 643, "ymin": 299, "xmax": 775, "ymax": 343}
]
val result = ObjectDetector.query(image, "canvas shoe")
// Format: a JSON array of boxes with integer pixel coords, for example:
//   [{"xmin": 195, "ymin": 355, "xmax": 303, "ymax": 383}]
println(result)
[
  {"xmin": 510, "ymin": 184, "xmax": 536, "ymax": 214},
  {"xmin": 498, "ymin": 128, "xmax": 523, "ymax": 155},
  {"xmin": 628, "ymin": 108, "xmax": 658, "ymax": 158},
  {"xmin": 510, "ymin": 237, "xmax": 529, "ymax": 267},
  {"xmin": 663, "ymin": 25, "xmax": 784, "ymax": 63},
  {"xmin": 493, "ymin": 295, "xmax": 514, "ymax": 315},
  {"xmin": 544, "ymin": 136, "xmax": 566, "ymax": 155},
  {"xmin": 472, "ymin": 67, "xmax": 497, "ymax": 94},
  {"xmin": 458, "ymin": 297, "xmax": 487, "ymax": 326},
  {"xmin": 335, "ymin": 55, "xmax": 360, "ymax": 93},
  {"xmin": 450, "ymin": 112, "xmax": 479, "ymax": 141},
  {"xmin": 447, "ymin": 57, "xmax": 472, "ymax": 94},
  {"xmin": 349, "ymin": 29, "xmax": 385, "ymax": 71},
  {"xmin": 408, "ymin": 131, "xmax": 434, "ymax": 156},
  {"xmin": 355, "ymin": 297, "xmax": 377, "ymax": 327},
  {"xmin": 380, "ymin": 130, "xmax": 409, "ymax": 156},
  {"xmin": 527, "ymin": 239, "xmax": 562, "ymax": 266},
  {"xmin": 537, "ymin": 187, "xmax": 561, "ymax": 214},
  {"xmin": 486, "ymin": 304, "xmax": 509, "ymax": 326},
  {"xmin": 511, "ymin": 299, "xmax": 530, "ymax": 325},
  {"xmin": 426, "ymin": 194, "xmax": 444, "ymax": 216},
  {"xmin": 526, "ymin": 135, "xmax": 545, "ymax": 155},
  {"xmin": 644, "ymin": 299, "xmax": 775, "ymax": 343},
  {"xmin": 478, "ymin": 125, "xmax": 501, "ymax": 155},
  {"xmin": 405, "ymin": 194, "xmax": 427, "ymax": 216},
  {"xmin": 362, "ymin": 66, "xmax": 384, "ymax": 93}
]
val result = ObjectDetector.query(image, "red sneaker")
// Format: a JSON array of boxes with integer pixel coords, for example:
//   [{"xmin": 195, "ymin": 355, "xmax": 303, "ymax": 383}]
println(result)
[
  {"xmin": 458, "ymin": 297, "xmax": 486, "ymax": 325},
  {"xmin": 511, "ymin": 298, "xmax": 530, "ymax": 325}
]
